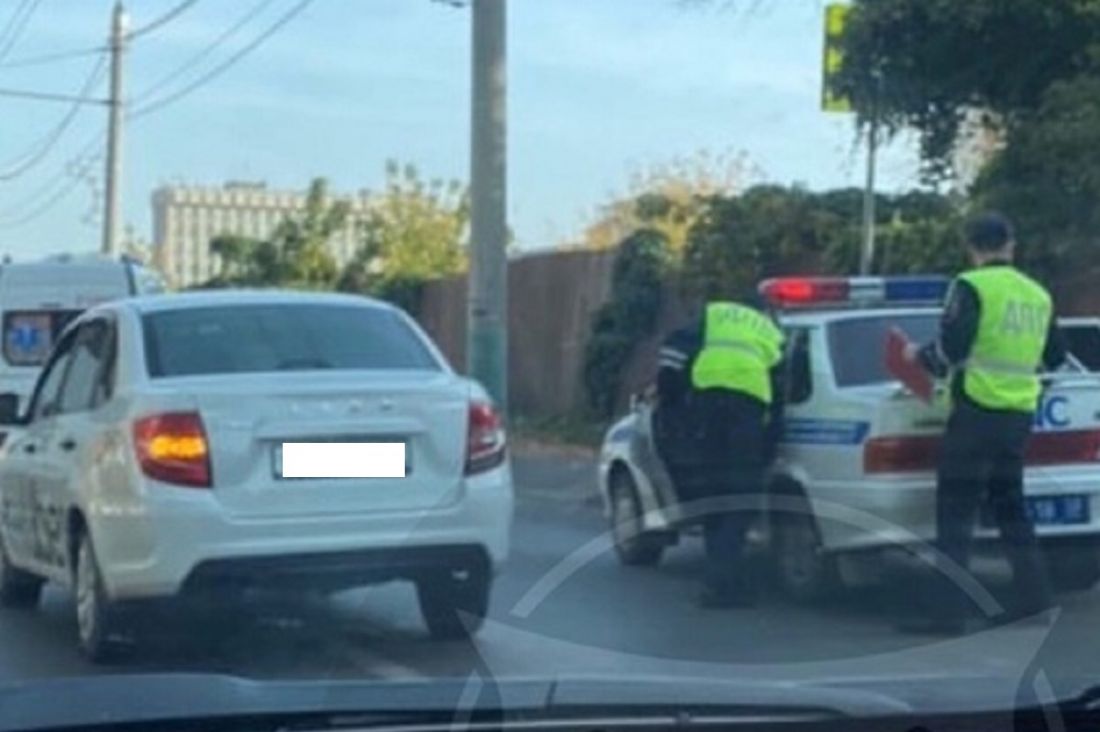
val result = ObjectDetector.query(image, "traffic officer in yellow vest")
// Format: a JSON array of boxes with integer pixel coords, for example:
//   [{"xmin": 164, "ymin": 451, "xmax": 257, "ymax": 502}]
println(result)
[
  {"xmin": 657, "ymin": 297, "xmax": 784, "ymax": 608},
  {"xmin": 897, "ymin": 212, "xmax": 1067, "ymax": 634}
]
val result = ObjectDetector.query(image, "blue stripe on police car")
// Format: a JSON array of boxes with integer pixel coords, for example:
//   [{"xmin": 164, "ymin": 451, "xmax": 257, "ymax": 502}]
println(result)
[{"xmin": 782, "ymin": 419, "xmax": 871, "ymax": 445}]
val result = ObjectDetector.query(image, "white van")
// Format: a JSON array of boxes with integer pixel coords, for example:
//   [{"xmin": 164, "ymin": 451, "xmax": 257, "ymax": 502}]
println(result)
[{"xmin": 0, "ymin": 255, "xmax": 165, "ymax": 408}]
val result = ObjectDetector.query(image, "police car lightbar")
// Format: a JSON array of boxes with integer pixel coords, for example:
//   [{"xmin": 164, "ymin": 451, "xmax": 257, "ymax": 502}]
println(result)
[{"xmin": 759, "ymin": 276, "xmax": 950, "ymax": 309}]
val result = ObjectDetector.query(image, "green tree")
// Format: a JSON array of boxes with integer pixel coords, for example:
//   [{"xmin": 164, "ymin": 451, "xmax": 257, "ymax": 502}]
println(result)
[
  {"xmin": 573, "ymin": 149, "xmax": 756, "ymax": 255},
  {"xmin": 834, "ymin": 0, "xmax": 1099, "ymax": 177},
  {"xmin": 273, "ymin": 178, "xmax": 348, "ymax": 288},
  {"xmin": 209, "ymin": 234, "xmax": 259, "ymax": 285},
  {"xmin": 681, "ymin": 185, "xmax": 842, "ymax": 300},
  {"xmin": 583, "ymin": 229, "xmax": 668, "ymax": 417},
  {"xmin": 832, "ymin": 0, "xmax": 1100, "ymax": 279},
  {"xmin": 974, "ymin": 75, "xmax": 1100, "ymax": 277},
  {"xmin": 203, "ymin": 178, "xmax": 349, "ymax": 289},
  {"xmin": 679, "ymin": 184, "xmax": 965, "ymax": 298},
  {"xmin": 339, "ymin": 161, "xmax": 469, "ymax": 312}
]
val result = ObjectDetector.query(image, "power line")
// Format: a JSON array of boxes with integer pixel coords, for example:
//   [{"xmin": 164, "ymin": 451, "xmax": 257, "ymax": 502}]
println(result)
[
  {"xmin": 0, "ymin": 0, "xmax": 42, "ymax": 65},
  {"xmin": 131, "ymin": 0, "xmax": 314, "ymax": 120},
  {"xmin": 132, "ymin": 0, "xmax": 278, "ymax": 106},
  {"xmin": 0, "ymin": 0, "xmax": 33, "ymax": 55},
  {"xmin": 0, "ymin": 44, "xmax": 108, "ymax": 69},
  {"xmin": 0, "ymin": 87, "xmax": 108, "ymax": 105},
  {"xmin": 0, "ymin": 131, "xmax": 103, "ymax": 228},
  {"xmin": 0, "ymin": 53, "xmax": 107, "ymax": 181},
  {"xmin": 126, "ymin": 0, "xmax": 201, "ymax": 40}
]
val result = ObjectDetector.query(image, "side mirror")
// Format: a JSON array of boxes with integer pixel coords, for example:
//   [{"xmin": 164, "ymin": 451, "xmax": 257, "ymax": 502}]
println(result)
[{"xmin": 0, "ymin": 393, "xmax": 21, "ymax": 426}]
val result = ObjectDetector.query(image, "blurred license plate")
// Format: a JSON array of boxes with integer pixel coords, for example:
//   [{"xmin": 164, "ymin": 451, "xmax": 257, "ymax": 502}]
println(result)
[
  {"xmin": 275, "ymin": 442, "xmax": 407, "ymax": 479},
  {"xmin": 1026, "ymin": 495, "xmax": 1089, "ymax": 526}
]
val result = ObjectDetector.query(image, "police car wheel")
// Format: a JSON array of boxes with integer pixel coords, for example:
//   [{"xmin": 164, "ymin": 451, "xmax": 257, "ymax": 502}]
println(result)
[
  {"xmin": 610, "ymin": 469, "xmax": 664, "ymax": 567},
  {"xmin": 773, "ymin": 510, "xmax": 837, "ymax": 603},
  {"xmin": 0, "ymin": 534, "xmax": 43, "ymax": 609}
]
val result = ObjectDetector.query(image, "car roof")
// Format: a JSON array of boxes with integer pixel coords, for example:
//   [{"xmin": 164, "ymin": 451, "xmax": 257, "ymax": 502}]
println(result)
[
  {"xmin": 112, "ymin": 289, "xmax": 397, "ymax": 315},
  {"xmin": 778, "ymin": 306, "xmax": 943, "ymax": 327}
]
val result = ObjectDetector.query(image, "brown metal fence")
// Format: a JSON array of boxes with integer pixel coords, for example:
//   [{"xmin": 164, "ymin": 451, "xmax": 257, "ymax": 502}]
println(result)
[{"xmin": 417, "ymin": 249, "xmax": 617, "ymax": 416}]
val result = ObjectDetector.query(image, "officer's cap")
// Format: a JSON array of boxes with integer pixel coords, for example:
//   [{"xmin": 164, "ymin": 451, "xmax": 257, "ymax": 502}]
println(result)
[{"xmin": 966, "ymin": 212, "xmax": 1015, "ymax": 252}]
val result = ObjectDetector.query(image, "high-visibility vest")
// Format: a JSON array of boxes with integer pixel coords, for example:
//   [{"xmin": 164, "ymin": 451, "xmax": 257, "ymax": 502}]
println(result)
[
  {"xmin": 690, "ymin": 302, "xmax": 784, "ymax": 403},
  {"xmin": 957, "ymin": 266, "xmax": 1052, "ymax": 413}
]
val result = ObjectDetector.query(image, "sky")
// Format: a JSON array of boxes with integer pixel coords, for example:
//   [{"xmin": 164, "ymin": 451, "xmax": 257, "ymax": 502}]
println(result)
[{"xmin": 0, "ymin": 0, "xmax": 922, "ymax": 261}]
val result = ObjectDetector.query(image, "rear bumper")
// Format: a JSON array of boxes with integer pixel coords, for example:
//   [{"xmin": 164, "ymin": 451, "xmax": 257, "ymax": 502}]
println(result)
[
  {"xmin": 90, "ymin": 464, "xmax": 513, "ymax": 601},
  {"xmin": 806, "ymin": 471, "xmax": 1100, "ymax": 553},
  {"xmin": 182, "ymin": 544, "xmax": 490, "ymax": 595}
]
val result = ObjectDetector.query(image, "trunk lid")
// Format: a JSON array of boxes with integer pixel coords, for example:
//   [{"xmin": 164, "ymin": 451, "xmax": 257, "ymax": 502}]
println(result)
[
  {"xmin": 156, "ymin": 370, "xmax": 471, "ymax": 517},
  {"xmin": 850, "ymin": 373, "xmax": 1100, "ymax": 474}
]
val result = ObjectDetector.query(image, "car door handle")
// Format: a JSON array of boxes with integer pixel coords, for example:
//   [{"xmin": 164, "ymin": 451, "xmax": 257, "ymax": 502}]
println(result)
[{"xmin": 58, "ymin": 438, "xmax": 77, "ymax": 452}]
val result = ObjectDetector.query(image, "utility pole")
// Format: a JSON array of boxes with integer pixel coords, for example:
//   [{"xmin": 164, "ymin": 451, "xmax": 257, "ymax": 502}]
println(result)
[
  {"xmin": 467, "ymin": 0, "xmax": 508, "ymax": 409},
  {"xmin": 859, "ymin": 70, "xmax": 883, "ymax": 276},
  {"xmin": 859, "ymin": 115, "xmax": 878, "ymax": 275},
  {"xmin": 102, "ymin": 1, "xmax": 127, "ymax": 256}
]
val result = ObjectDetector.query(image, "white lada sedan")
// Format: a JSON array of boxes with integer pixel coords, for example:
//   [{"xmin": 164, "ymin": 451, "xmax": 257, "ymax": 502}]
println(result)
[{"xmin": 0, "ymin": 291, "xmax": 513, "ymax": 660}]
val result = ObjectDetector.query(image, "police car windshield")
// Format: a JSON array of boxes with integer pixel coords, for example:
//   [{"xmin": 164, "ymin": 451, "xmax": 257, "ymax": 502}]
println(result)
[{"xmin": 829, "ymin": 313, "xmax": 940, "ymax": 387}]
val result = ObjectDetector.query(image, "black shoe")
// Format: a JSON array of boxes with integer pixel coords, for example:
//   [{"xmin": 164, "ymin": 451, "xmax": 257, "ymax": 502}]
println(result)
[
  {"xmin": 894, "ymin": 616, "xmax": 968, "ymax": 636},
  {"xmin": 697, "ymin": 586, "xmax": 756, "ymax": 609}
]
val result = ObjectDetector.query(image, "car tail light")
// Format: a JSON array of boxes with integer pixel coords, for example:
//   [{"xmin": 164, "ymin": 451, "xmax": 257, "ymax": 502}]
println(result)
[
  {"xmin": 864, "ymin": 435, "xmax": 941, "ymax": 474},
  {"xmin": 132, "ymin": 412, "xmax": 211, "ymax": 488},
  {"xmin": 466, "ymin": 401, "xmax": 506, "ymax": 475},
  {"xmin": 1025, "ymin": 430, "xmax": 1100, "ymax": 466}
]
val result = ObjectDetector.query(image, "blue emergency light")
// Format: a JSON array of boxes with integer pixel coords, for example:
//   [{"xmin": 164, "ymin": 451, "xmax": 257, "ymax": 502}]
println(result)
[{"xmin": 759, "ymin": 276, "xmax": 950, "ymax": 308}]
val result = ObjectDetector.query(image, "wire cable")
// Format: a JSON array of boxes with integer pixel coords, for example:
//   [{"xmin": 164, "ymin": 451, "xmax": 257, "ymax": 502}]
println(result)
[
  {"xmin": 132, "ymin": 0, "xmax": 278, "ymax": 106},
  {"xmin": 0, "ymin": 130, "xmax": 103, "ymax": 227},
  {"xmin": 126, "ymin": 0, "xmax": 201, "ymax": 40},
  {"xmin": 0, "ymin": 0, "xmax": 41, "ymax": 65},
  {"xmin": 0, "ymin": 52, "xmax": 107, "ymax": 181},
  {"xmin": 131, "ymin": 0, "xmax": 313, "ymax": 120},
  {"xmin": 0, "ymin": 44, "xmax": 108, "ymax": 69}
]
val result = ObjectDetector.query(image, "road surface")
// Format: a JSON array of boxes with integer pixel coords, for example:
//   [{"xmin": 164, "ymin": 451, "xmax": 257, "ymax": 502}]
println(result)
[{"xmin": 0, "ymin": 450, "xmax": 1098, "ymax": 703}]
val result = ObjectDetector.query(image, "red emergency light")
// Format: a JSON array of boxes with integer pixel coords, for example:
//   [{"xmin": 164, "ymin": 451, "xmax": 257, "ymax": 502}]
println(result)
[
  {"xmin": 761, "ymin": 278, "xmax": 849, "ymax": 306},
  {"xmin": 759, "ymin": 276, "xmax": 949, "ymax": 309}
]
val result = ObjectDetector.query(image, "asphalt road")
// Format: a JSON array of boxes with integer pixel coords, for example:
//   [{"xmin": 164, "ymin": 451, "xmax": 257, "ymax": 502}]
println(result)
[{"xmin": 1, "ymin": 450, "xmax": 1099, "ymax": 705}]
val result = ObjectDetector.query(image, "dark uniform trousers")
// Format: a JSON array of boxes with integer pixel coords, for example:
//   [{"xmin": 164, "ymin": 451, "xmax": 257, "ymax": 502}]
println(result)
[
  {"xmin": 929, "ymin": 401, "xmax": 1053, "ymax": 621},
  {"xmin": 668, "ymin": 389, "xmax": 767, "ymax": 596}
]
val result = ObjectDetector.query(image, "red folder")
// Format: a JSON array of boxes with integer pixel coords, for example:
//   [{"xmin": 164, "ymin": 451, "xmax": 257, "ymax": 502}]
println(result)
[{"xmin": 885, "ymin": 327, "xmax": 934, "ymax": 403}]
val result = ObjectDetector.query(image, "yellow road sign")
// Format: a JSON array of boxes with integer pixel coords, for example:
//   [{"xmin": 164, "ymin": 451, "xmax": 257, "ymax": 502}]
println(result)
[{"xmin": 822, "ymin": 3, "xmax": 852, "ymax": 113}]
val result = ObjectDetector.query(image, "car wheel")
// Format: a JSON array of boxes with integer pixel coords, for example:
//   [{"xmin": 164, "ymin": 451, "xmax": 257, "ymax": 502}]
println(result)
[
  {"xmin": 773, "ymin": 507, "xmax": 837, "ymax": 603},
  {"xmin": 0, "ymin": 536, "xmax": 43, "ymax": 609},
  {"xmin": 609, "ymin": 468, "xmax": 665, "ymax": 567},
  {"xmin": 417, "ymin": 563, "xmax": 491, "ymax": 641},
  {"xmin": 74, "ymin": 532, "xmax": 124, "ymax": 662},
  {"xmin": 1046, "ymin": 546, "xmax": 1100, "ymax": 593}
]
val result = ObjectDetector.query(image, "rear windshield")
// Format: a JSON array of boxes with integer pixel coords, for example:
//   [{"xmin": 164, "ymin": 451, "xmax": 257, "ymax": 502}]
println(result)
[
  {"xmin": 143, "ymin": 304, "xmax": 441, "ymax": 378},
  {"xmin": 2, "ymin": 309, "xmax": 83, "ymax": 367},
  {"xmin": 828, "ymin": 313, "xmax": 940, "ymax": 387}
]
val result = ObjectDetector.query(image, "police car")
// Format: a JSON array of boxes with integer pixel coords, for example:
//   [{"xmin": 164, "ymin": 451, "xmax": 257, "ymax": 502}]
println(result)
[{"xmin": 598, "ymin": 276, "xmax": 1100, "ymax": 601}]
